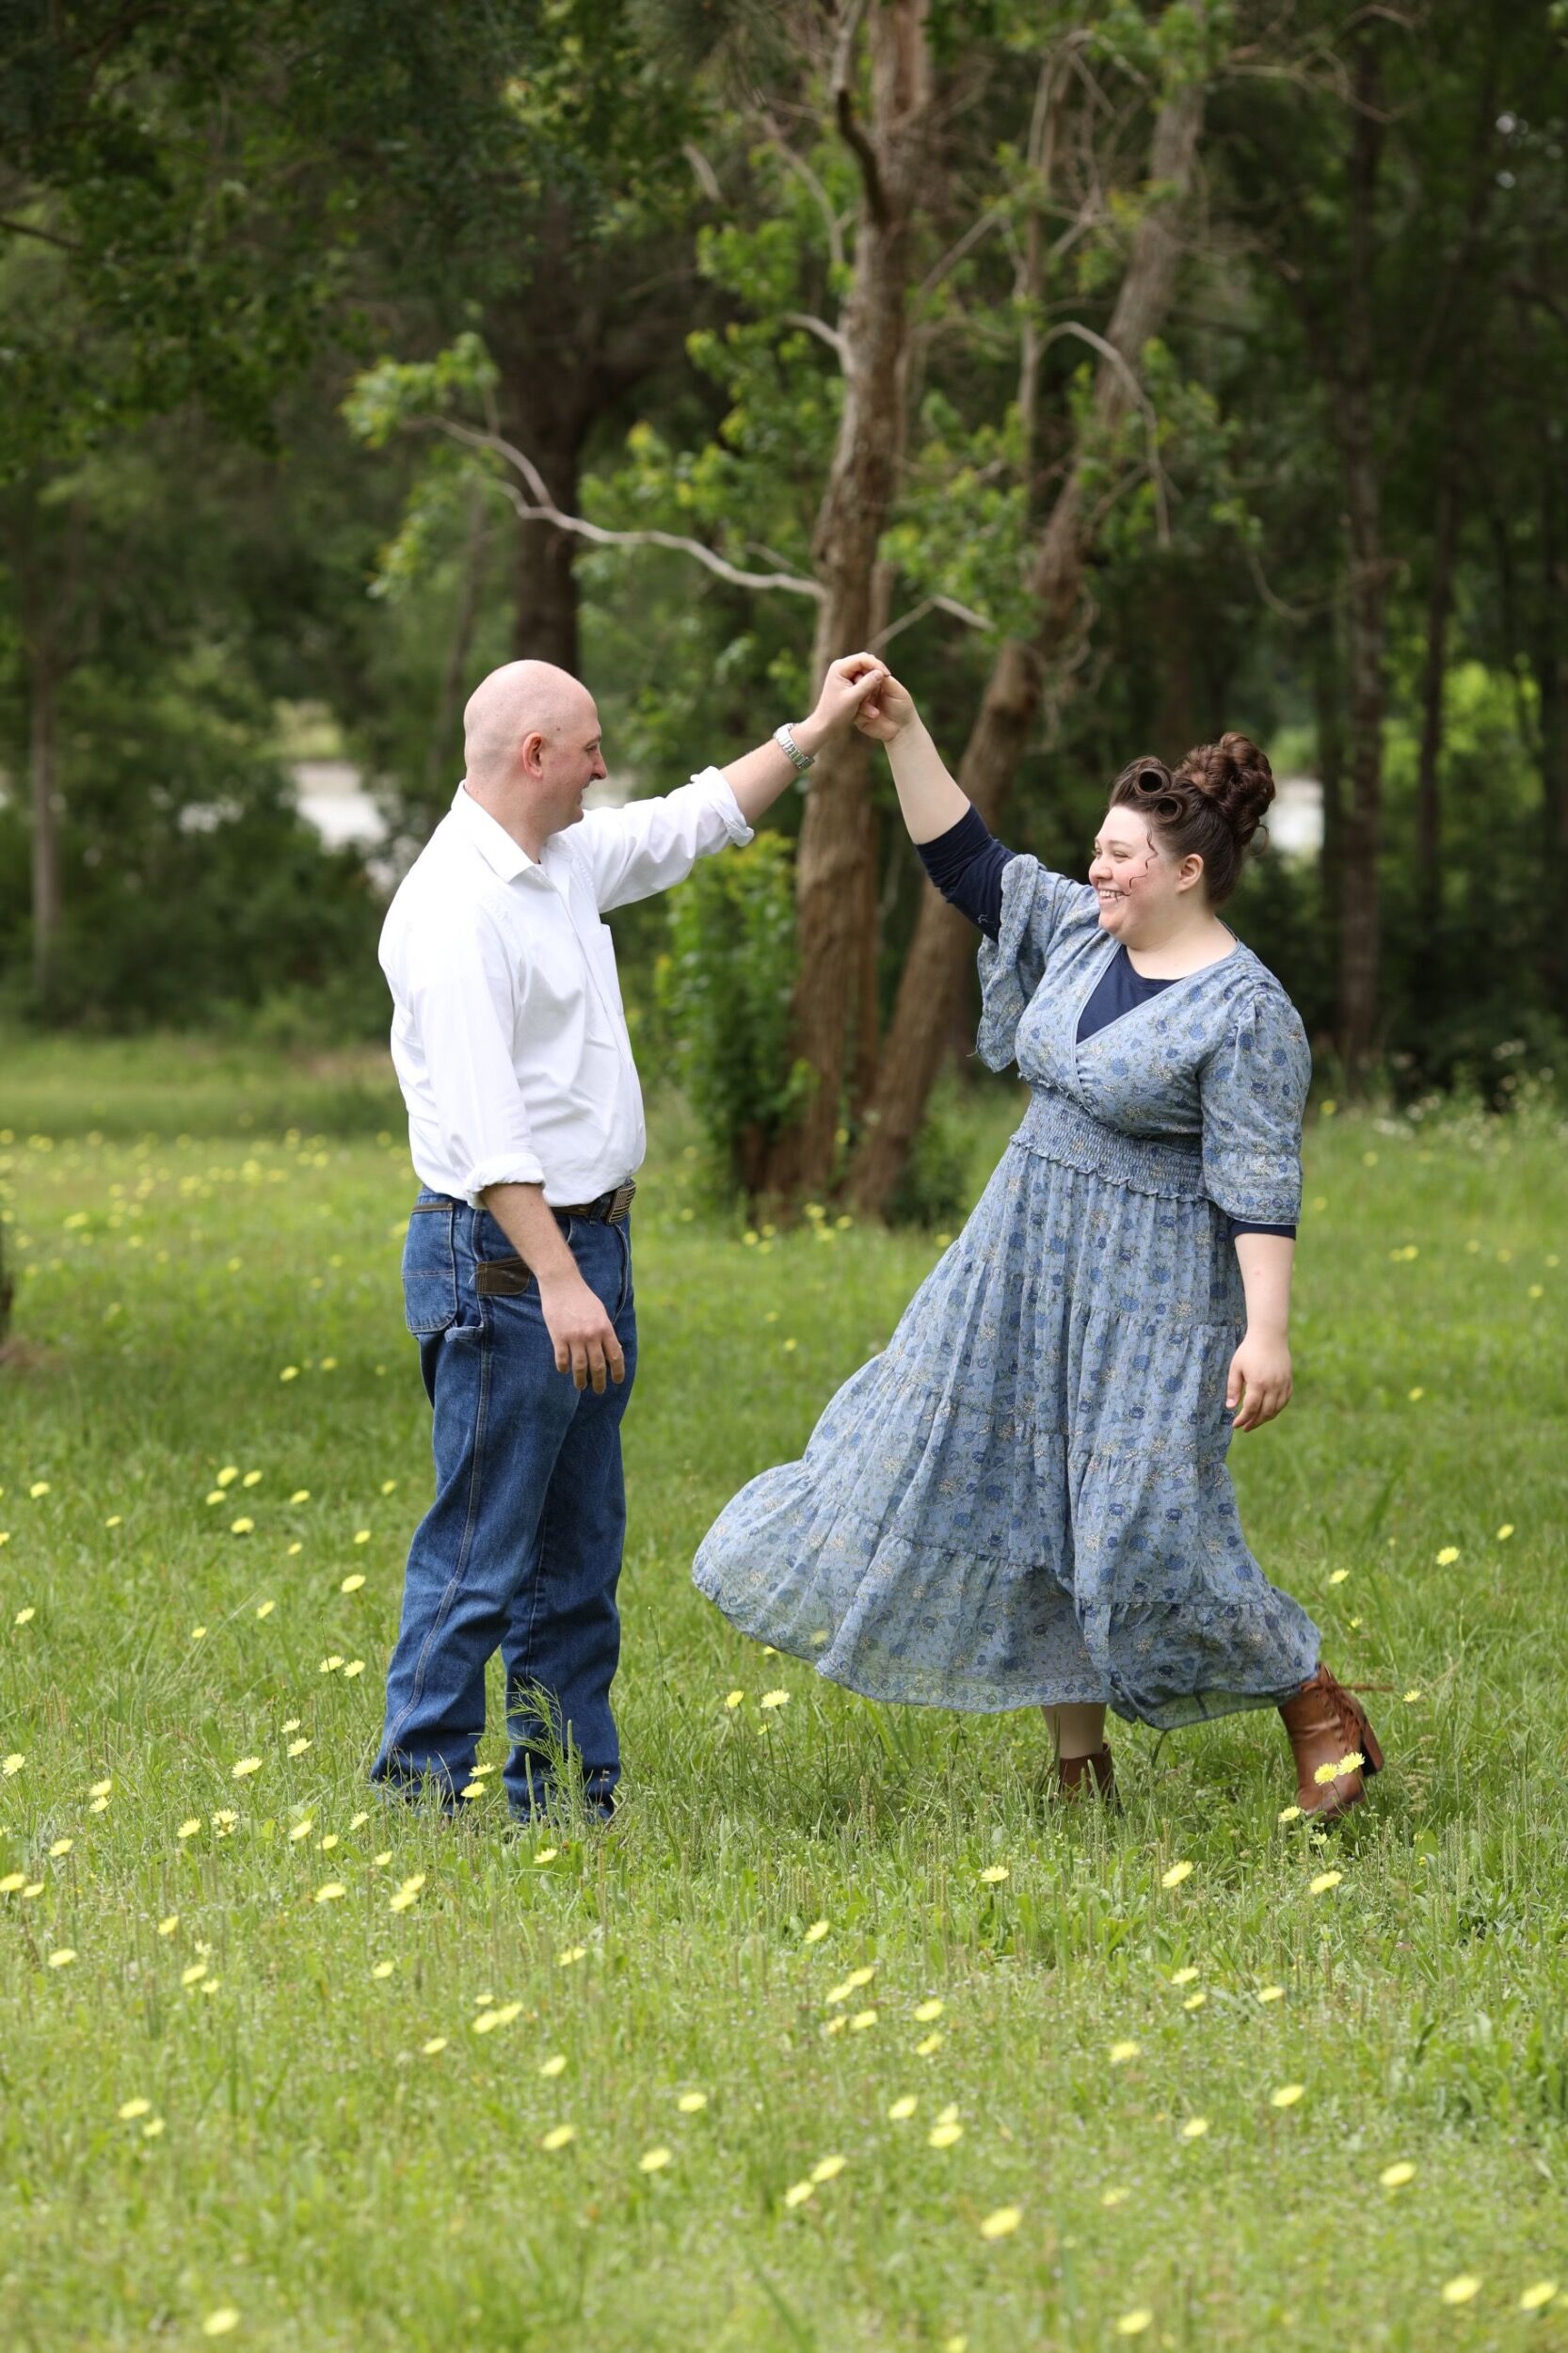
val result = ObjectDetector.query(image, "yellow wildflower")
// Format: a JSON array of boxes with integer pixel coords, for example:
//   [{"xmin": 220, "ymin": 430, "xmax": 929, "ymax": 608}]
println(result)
[
  {"xmin": 638, "ymin": 2146, "xmax": 673, "ymax": 2173},
  {"xmin": 1110, "ymin": 2041, "xmax": 1140, "ymax": 2065},
  {"xmin": 1379, "ymin": 2161, "xmax": 1416, "ymax": 2189},
  {"xmin": 913, "ymin": 1997, "xmax": 944, "ymax": 2022},
  {"xmin": 809, "ymin": 2155, "xmax": 846, "ymax": 2183},
  {"xmin": 540, "ymin": 2124, "xmax": 576, "ymax": 2151},
  {"xmin": 1519, "ymin": 2281, "xmax": 1558, "ymax": 2313},
  {"xmin": 979, "ymin": 2207, "xmax": 1021, "ymax": 2240},
  {"xmin": 313, "ymin": 1881, "xmax": 346, "ymax": 1903},
  {"xmin": 1440, "ymin": 2277, "xmax": 1481, "ymax": 2307},
  {"xmin": 803, "ymin": 1918, "xmax": 829, "ymax": 1943},
  {"xmin": 888, "ymin": 2095, "xmax": 918, "ymax": 2121},
  {"xmin": 1160, "ymin": 1861, "xmax": 1193, "ymax": 1888},
  {"xmin": 341, "ymin": 1574, "xmax": 366, "ymax": 1593},
  {"xmin": 1271, "ymin": 2084, "xmax": 1304, "ymax": 2108},
  {"xmin": 979, "ymin": 1864, "xmax": 1009, "ymax": 1884},
  {"xmin": 201, "ymin": 2312, "xmax": 240, "ymax": 2338},
  {"xmin": 231, "ymin": 1757, "xmax": 262, "ymax": 1780},
  {"xmin": 118, "ymin": 2097, "xmax": 152, "ymax": 2121}
]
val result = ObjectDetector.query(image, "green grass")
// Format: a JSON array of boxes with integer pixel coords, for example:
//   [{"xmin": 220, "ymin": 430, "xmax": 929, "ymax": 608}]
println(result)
[{"xmin": 2, "ymin": 1048, "xmax": 1566, "ymax": 2350}]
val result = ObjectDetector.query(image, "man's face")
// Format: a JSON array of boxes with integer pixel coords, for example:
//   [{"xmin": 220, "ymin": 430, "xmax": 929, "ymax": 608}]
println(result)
[{"xmin": 530, "ymin": 700, "xmax": 608, "ymax": 836}]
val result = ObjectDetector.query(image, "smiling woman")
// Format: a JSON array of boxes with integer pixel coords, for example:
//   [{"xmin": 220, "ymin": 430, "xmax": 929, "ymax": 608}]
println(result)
[{"xmin": 694, "ymin": 674, "xmax": 1383, "ymax": 1823}]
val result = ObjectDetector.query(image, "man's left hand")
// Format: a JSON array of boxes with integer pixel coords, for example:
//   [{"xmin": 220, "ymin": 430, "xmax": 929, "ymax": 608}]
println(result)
[{"xmin": 796, "ymin": 653, "xmax": 888, "ymax": 755}]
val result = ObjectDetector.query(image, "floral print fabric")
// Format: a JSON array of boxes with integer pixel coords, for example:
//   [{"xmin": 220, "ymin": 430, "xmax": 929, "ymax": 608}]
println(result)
[{"xmin": 693, "ymin": 856, "xmax": 1320, "ymax": 1728}]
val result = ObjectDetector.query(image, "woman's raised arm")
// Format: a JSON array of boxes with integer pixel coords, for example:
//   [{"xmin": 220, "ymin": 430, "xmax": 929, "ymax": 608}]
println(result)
[{"xmin": 855, "ymin": 671, "xmax": 969, "ymax": 842}]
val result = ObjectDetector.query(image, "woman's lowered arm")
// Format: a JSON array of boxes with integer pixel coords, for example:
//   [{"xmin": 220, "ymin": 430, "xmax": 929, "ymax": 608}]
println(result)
[{"xmin": 854, "ymin": 671, "xmax": 969, "ymax": 842}]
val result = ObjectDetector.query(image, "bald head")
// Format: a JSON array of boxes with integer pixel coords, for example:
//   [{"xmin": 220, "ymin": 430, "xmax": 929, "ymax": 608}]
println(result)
[{"xmin": 463, "ymin": 660, "xmax": 597, "ymax": 784}]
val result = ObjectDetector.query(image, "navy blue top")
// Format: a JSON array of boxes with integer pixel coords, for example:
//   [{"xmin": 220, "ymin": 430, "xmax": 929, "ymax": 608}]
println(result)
[{"xmin": 916, "ymin": 805, "xmax": 1296, "ymax": 1243}]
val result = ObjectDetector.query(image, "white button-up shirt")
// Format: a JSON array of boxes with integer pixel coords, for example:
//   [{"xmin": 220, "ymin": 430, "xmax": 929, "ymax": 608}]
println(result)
[{"xmin": 380, "ymin": 768, "xmax": 753, "ymax": 1208}]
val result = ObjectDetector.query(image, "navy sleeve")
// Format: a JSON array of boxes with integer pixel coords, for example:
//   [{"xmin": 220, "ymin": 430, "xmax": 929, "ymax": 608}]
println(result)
[
  {"xmin": 913, "ymin": 805, "xmax": 1016, "ymax": 941},
  {"xmin": 1229, "ymin": 1220, "xmax": 1297, "ymax": 1241}
]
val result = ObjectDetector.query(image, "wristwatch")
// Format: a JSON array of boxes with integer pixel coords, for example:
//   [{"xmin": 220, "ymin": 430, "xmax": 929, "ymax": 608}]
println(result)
[{"xmin": 774, "ymin": 722, "xmax": 815, "ymax": 774}]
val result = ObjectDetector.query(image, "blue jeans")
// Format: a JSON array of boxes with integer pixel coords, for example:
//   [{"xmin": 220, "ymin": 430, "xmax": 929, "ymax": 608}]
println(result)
[{"xmin": 371, "ymin": 1191, "xmax": 638, "ymax": 1820}]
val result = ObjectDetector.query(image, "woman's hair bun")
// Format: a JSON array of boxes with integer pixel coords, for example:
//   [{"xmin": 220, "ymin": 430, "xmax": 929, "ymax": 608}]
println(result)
[{"xmin": 1175, "ymin": 731, "xmax": 1275, "ymax": 850}]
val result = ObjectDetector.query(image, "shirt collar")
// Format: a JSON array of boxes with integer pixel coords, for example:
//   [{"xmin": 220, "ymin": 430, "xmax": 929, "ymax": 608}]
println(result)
[{"xmin": 450, "ymin": 782, "xmax": 540, "ymax": 882}]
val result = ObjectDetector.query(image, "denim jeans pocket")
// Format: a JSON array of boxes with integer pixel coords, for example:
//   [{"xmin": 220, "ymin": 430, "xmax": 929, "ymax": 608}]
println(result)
[{"xmin": 402, "ymin": 1201, "xmax": 459, "ymax": 1335}]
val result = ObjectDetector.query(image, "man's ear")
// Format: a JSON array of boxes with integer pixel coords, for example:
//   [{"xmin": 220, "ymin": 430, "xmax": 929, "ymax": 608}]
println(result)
[{"xmin": 520, "ymin": 729, "xmax": 547, "ymax": 779}]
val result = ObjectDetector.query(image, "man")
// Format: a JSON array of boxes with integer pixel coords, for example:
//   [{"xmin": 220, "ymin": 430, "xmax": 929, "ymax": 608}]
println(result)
[{"xmin": 372, "ymin": 652, "xmax": 886, "ymax": 1822}]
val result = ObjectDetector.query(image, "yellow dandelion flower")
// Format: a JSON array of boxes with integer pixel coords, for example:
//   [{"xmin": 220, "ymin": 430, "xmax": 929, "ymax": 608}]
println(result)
[
  {"xmin": 318, "ymin": 1656, "xmax": 343, "ymax": 1673},
  {"xmin": 88, "ymin": 1793, "xmax": 110, "ymax": 1815},
  {"xmin": 1257, "ymin": 1986, "xmax": 1285, "ymax": 2004},
  {"xmin": 888, "ymin": 2095, "xmax": 918, "ymax": 2121},
  {"xmin": 1379, "ymin": 2161, "xmax": 1416, "ymax": 2189},
  {"xmin": 936, "ymin": 2104, "xmax": 960, "ymax": 2125},
  {"xmin": 1408, "ymin": 1386, "xmax": 1424, "ymax": 1401},
  {"xmin": 242, "ymin": 1471, "xmax": 262, "ymax": 1489},
  {"xmin": 290, "ymin": 1489, "xmax": 310, "ymax": 1504},
  {"xmin": 255, "ymin": 1600, "xmax": 275, "ymax": 1620},
  {"xmin": 231, "ymin": 1757, "xmax": 262, "ymax": 1780},
  {"xmin": 1180, "ymin": 2117, "xmax": 1209, "ymax": 2140},
  {"xmin": 1271, "ymin": 2084, "xmax": 1304, "ymax": 2108},
  {"xmin": 1497, "ymin": 1524, "xmax": 1515, "ymax": 1542},
  {"xmin": 88, "ymin": 1778, "xmax": 112, "ymax": 1798},
  {"xmin": 1101, "ymin": 2186, "xmax": 1130, "ymax": 2208},
  {"xmin": 388, "ymin": 1890, "xmax": 418, "ymax": 1914},
  {"xmin": 534, "ymin": 1847, "xmax": 559, "ymax": 1864},
  {"xmin": 205, "ymin": 1491, "xmax": 226, "ymax": 1507},
  {"xmin": 29, "ymin": 1481, "xmax": 51, "ymax": 1498},
  {"xmin": 142, "ymin": 2117, "xmax": 166, "ymax": 2138},
  {"xmin": 381, "ymin": 1480, "xmax": 397, "ymax": 1495},
  {"xmin": 190, "ymin": 1626, "xmax": 206, "ymax": 1641},
  {"xmin": 313, "ymin": 1881, "xmax": 346, "ymax": 1903},
  {"xmin": 48, "ymin": 1838, "xmax": 73, "ymax": 1858},
  {"xmin": 979, "ymin": 1864, "xmax": 1010, "ymax": 1884},
  {"xmin": 557, "ymin": 1945, "xmax": 587, "ymax": 1966},
  {"xmin": 201, "ymin": 2310, "xmax": 240, "ymax": 2337},
  {"xmin": 287, "ymin": 1739, "xmax": 311, "ymax": 1758},
  {"xmin": 21, "ymin": 1883, "xmax": 43, "ymax": 1899},
  {"xmin": 803, "ymin": 1918, "xmax": 830, "ymax": 1943},
  {"xmin": 216, "ymin": 1467, "xmax": 238, "ymax": 1488},
  {"xmin": 211, "ymin": 1810, "xmax": 237, "ymax": 1831},
  {"xmin": 372, "ymin": 1961, "xmax": 395, "ymax": 1979},
  {"xmin": 353, "ymin": 1529, "xmax": 369, "ymax": 1545},
  {"xmin": 1403, "ymin": 1689, "xmax": 1423, "ymax": 1704},
  {"xmin": 2, "ymin": 1753, "xmax": 24, "ymax": 1776},
  {"xmin": 1160, "ymin": 1861, "xmax": 1193, "ymax": 1888},
  {"xmin": 538, "ymin": 2055, "xmax": 568, "ymax": 2078},
  {"xmin": 1440, "ymin": 2277, "xmax": 1481, "ymax": 2307},
  {"xmin": 540, "ymin": 2124, "xmax": 576, "ymax": 2151},
  {"xmin": 979, "ymin": 2206, "xmax": 1022, "ymax": 2240},
  {"xmin": 157, "ymin": 1915, "xmax": 179, "ymax": 1935},
  {"xmin": 458, "ymin": 1780, "xmax": 486, "ymax": 1801},
  {"xmin": 118, "ymin": 2097, "xmax": 152, "ymax": 2121},
  {"xmin": 421, "ymin": 2038, "xmax": 448, "ymax": 2056},
  {"xmin": 760, "ymin": 1689, "xmax": 790, "ymax": 1709},
  {"xmin": 1327, "ymin": 1568, "xmax": 1350, "ymax": 1585},
  {"xmin": 230, "ymin": 1518, "xmax": 254, "ymax": 1536},
  {"xmin": 287, "ymin": 1820, "xmax": 313, "ymax": 1843},
  {"xmin": 1110, "ymin": 2040, "xmax": 1141, "ymax": 2065},
  {"xmin": 1519, "ymin": 2281, "xmax": 1558, "ymax": 2313},
  {"xmin": 1309, "ymin": 1870, "xmax": 1344, "ymax": 1895},
  {"xmin": 280, "ymin": 1366, "xmax": 298, "ymax": 1381},
  {"xmin": 915, "ymin": 2032, "xmax": 944, "ymax": 2057},
  {"xmin": 849, "ymin": 2009, "xmax": 878, "ymax": 2032},
  {"xmin": 677, "ymin": 2091, "xmax": 708, "ymax": 2114},
  {"xmin": 342, "ymin": 1661, "xmax": 365, "ymax": 1679},
  {"xmin": 177, "ymin": 1818, "xmax": 201, "ymax": 1839},
  {"xmin": 783, "ymin": 2181, "xmax": 815, "ymax": 2208},
  {"xmin": 47, "ymin": 1948, "xmax": 76, "ymax": 1967},
  {"xmin": 723, "ymin": 1689, "xmax": 744, "ymax": 1710},
  {"xmin": 341, "ymin": 1574, "xmax": 366, "ymax": 1594},
  {"xmin": 1183, "ymin": 1993, "xmax": 1206, "ymax": 2012},
  {"xmin": 13, "ymin": 1608, "xmax": 34, "ymax": 1626},
  {"xmin": 913, "ymin": 1997, "xmax": 944, "ymax": 2022},
  {"xmin": 0, "ymin": 1874, "xmax": 24, "ymax": 1894},
  {"xmin": 810, "ymin": 2155, "xmax": 846, "ymax": 2183},
  {"xmin": 1436, "ymin": 1545, "xmax": 1459, "ymax": 1566},
  {"xmin": 286, "ymin": 1543, "xmax": 302, "ymax": 1556},
  {"xmin": 1114, "ymin": 2313, "xmax": 1153, "ymax": 2339},
  {"xmin": 927, "ymin": 2121, "xmax": 964, "ymax": 2149},
  {"xmin": 1170, "ymin": 1966, "xmax": 1199, "ymax": 1986},
  {"xmin": 349, "ymin": 1812, "xmax": 369, "ymax": 1830},
  {"xmin": 104, "ymin": 1515, "xmax": 121, "ymax": 1529},
  {"xmin": 638, "ymin": 2146, "xmax": 673, "ymax": 2173},
  {"xmin": 374, "ymin": 1851, "xmax": 392, "ymax": 1867}
]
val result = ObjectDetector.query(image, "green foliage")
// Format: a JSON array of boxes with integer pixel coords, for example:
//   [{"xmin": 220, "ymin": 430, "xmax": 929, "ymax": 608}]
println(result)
[{"xmin": 657, "ymin": 832, "xmax": 812, "ymax": 1191}]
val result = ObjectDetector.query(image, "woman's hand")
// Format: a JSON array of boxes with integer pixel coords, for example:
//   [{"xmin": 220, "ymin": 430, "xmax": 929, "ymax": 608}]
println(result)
[
  {"xmin": 853, "ymin": 665, "xmax": 918, "ymax": 743},
  {"xmin": 1225, "ymin": 1328, "xmax": 1292, "ymax": 1432}
]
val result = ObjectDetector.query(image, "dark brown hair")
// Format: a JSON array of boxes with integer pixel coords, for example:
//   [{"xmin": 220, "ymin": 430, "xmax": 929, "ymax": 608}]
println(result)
[{"xmin": 1106, "ymin": 731, "xmax": 1274, "ymax": 909}]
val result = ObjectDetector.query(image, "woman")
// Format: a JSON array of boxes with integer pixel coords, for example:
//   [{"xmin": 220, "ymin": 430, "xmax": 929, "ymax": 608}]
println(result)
[{"xmin": 693, "ymin": 671, "xmax": 1383, "ymax": 1819}]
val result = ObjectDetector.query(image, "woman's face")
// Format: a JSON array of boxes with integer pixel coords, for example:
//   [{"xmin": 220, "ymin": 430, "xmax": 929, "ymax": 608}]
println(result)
[{"xmin": 1088, "ymin": 804, "xmax": 1201, "ymax": 932}]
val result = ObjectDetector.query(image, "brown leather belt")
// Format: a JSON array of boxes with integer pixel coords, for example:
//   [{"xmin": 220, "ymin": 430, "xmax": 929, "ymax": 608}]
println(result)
[{"xmin": 417, "ymin": 1181, "xmax": 635, "ymax": 1299}]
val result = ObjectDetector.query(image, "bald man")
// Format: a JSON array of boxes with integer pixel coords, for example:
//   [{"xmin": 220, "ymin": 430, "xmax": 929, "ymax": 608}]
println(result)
[{"xmin": 372, "ymin": 654, "xmax": 886, "ymax": 1824}]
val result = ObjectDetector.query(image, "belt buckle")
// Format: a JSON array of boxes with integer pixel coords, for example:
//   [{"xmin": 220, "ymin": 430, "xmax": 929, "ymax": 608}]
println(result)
[{"xmin": 606, "ymin": 1181, "xmax": 635, "ymax": 1225}]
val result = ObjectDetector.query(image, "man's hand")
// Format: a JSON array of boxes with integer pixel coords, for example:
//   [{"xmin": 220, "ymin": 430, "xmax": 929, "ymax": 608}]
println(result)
[
  {"xmin": 793, "ymin": 652, "xmax": 888, "ymax": 755},
  {"xmin": 1225, "ymin": 1328, "xmax": 1292, "ymax": 1432},
  {"xmin": 537, "ymin": 1267, "xmax": 626, "ymax": 1394},
  {"xmin": 853, "ymin": 665, "xmax": 918, "ymax": 744}
]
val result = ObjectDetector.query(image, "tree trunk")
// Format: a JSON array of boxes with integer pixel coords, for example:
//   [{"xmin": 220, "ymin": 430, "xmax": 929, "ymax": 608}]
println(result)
[
  {"xmin": 1334, "ymin": 32, "xmax": 1387, "ymax": 1087},
  {"xmin": 425, "ymin": 483, "xmax": 492, "ymax": 803},
  {"xmin": 500, "ymin": 383, "xmax": 585, "ymax": 674},
  {"xmin": 28, "ymin": 646, "xmax": 62, "ymax": 1007},
  {"xmin": 1414, "ymin": 462, "xmax": 1458, "ymax": 970},
  {"xmin": 758, "ymin": 0, "xmax": 935, "ymax": 1203},
  {"xmin": 1535, "ymin": 462, "xmax": 1568, "ymax": 1007},
  {"xmin": 847, "ymin": 47, "xmax": 1207, "ymax": 1220},
  {"xmin": 1312, "ymin": 617, "xmax": 1345, "ymax": 964}
]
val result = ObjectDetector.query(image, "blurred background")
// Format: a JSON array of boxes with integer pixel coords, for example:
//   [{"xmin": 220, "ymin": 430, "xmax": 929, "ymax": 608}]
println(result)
[{"xmin": 3, "ymin": 0, "xmax": 1565, "ymax": 1230}]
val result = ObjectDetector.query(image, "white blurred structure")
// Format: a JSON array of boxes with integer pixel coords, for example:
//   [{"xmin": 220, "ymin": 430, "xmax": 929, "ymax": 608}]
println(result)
[
  {"xmin": 292, "ymin": 760, "xmax": 387, "ymax": 850},
  {"xmin": 1269, "ymin": 776, "xmax": 1323, "ymax": 859}
]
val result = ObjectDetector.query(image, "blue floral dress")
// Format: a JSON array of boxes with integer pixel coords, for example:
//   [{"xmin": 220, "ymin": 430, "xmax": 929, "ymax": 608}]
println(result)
[{"xmin": 692, "ymin": 856, "xmax": 1321, "ymax": 1729}]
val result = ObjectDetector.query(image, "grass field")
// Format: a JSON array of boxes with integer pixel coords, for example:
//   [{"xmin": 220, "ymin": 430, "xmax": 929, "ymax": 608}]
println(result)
[{"xmin": 2, "ymin": 1037, "xmax": 1566, "ymax": 2350}]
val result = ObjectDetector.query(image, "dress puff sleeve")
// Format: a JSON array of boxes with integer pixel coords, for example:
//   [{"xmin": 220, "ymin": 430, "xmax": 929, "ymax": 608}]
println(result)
[
  {"xmin": 975, "ymin": 855, "xmax": 1095, "ymax": 1074},
  {"xmin": 1198, "ymin": 984, "xmax": 1312, "ymax": 1226}
]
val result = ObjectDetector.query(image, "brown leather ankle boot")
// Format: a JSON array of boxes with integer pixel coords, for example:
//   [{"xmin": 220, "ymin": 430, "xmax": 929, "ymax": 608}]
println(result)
[
  {"xmin": 1278, "ymin": 1665, "xmax": 1384, "ymax": 1820},
  {"xmin": 1054, "ymin": 1745, "xmax": 1115, "ymax": 1803}
]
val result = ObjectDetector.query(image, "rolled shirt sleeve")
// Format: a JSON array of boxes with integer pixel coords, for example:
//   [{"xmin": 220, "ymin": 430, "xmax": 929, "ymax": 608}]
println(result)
[
  {"xmin": 1199, "ymin": 984, "xmax": 1312, "ymax": 1227},
  {"xmin": 403, "ymin": 911, "xmax": 546, "ymax": 1206},
  {"xmin": 577, "ymin": 765, "xmax": 755, "ymax": 913}
]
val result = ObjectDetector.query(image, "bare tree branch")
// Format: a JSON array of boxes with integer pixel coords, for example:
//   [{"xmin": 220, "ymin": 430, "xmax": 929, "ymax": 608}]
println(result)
[
  {"xmin": 831, "ymin": 0, "xmax": 888, "ymax": 229},
  {"xmin": 784, "ymin": 311, "xmax": 849, "ymax": 365},
  {"xmin": 871, "ymin": 593, "xmax": 992, "ymax": 649},
  {"xmin": 431, "ymin": 419, "xmax": 825, "ymax": 600},
  {"xmin": 1036, "ymin": 320, "xmax": 1173, "ymax": 542}
]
